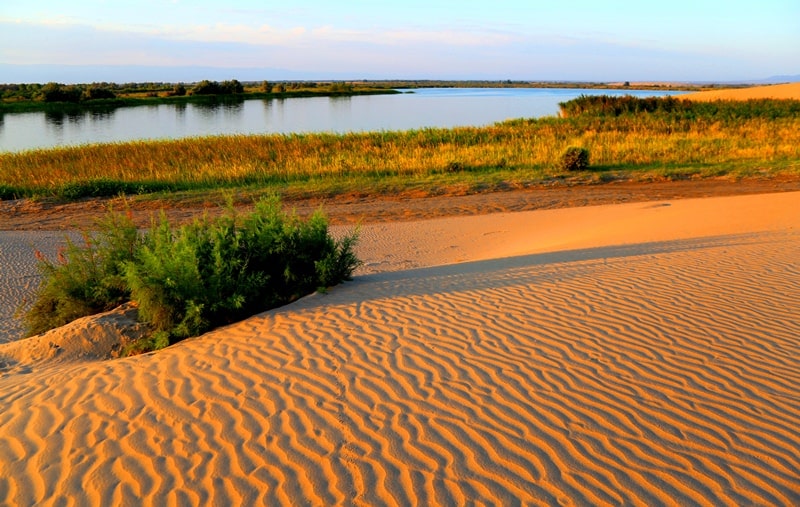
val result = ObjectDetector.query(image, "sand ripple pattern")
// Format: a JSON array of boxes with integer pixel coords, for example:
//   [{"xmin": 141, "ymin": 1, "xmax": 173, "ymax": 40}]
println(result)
[
  {"xmin": 1, "ymin": 230, "xmax": 799, "ymax": 505},
  {"xmin": 0, "ymin": 232, "xmax": 75, "ymax": 344}
]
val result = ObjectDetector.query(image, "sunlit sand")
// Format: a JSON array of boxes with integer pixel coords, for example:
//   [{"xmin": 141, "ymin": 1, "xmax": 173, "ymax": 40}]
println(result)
[
  {"xmin": 1, "ymin": 191, "xmax": 798, "ymax": 505},
  {"xmin": 680, "ymin": 82, "xmax": 800, "ymax": 101}
]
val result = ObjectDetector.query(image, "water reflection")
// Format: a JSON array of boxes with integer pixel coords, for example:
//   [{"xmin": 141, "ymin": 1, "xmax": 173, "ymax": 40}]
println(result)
[
  {"xmin": 174, "ymin": 102, "xmax": 187, "ymax": 121},
  {"xmin": 44, "ymin": 109, "xmax": 85, "ymax": 127},
  {"xmin": 89, "ymin": 108, "xmax": 114, "ymax": 121},
  {"xmin": 329, "ymin": 96, "xmax": 352, "ymax": 130},
  {"xmin": 262, "ymin": 98, "xmax": 287, "ymax": 130},
  {"xmin": 220, "ymin": 100, "xmax": 244, "ymax": 116},
  {"xmin": 189, "ymin": 99, "xmax": 242, "ymax": 127}
]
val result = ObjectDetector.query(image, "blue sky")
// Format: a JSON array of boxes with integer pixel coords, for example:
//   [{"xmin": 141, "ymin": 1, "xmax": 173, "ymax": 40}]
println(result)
[{"xmin": 1, "ymin": 0, "xmax": 798, "ymax": 83}]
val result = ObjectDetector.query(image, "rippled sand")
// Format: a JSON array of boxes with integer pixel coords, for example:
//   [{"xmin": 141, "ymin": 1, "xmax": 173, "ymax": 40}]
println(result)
[{"xmin": 1, "ymin": 192, "xmax": 798, "ymax": 505}]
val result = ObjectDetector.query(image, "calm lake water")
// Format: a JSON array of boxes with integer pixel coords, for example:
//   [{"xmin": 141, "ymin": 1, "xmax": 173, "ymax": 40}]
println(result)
[{"xmin": 0, "ymin": 88, "xmax": 686, "ymax": 153}]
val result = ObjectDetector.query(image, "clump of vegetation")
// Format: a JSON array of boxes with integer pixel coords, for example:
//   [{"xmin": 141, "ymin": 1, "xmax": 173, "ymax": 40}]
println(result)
[
  {"xmin": 560, "ymin": 147, "xmax": 590, "ymax": 171},
  {"xmin": 55, "ymin": 178, "xmax": 182, "ymax": 200},
  {"xmin": 559, "ymin": 94, "xmax": 800, "ymax": 119},
  {"xmin": 170, "ymin": 84, "xmax": 187, "ymax": 97},
  {"xmin": 189, "ymin": 79, "xmax": 245, "ymax": 96},
  {"xmin": 559, "ymin": 94, "xmax": 688, "ymax": 117},
  {"xmin": 23, "ymin": 210, "xmax": 140, "ymax": 336},
  {"xmin": 22, "ymin": 198, "xmax": 360, "ymax": 354},
  {"xmin": 0, "ymin": 184, "xmax": 19, "ymax": 200},
  {"xmin": 83, "ymin": 86, "xmax": 117, "ymax": 100}
]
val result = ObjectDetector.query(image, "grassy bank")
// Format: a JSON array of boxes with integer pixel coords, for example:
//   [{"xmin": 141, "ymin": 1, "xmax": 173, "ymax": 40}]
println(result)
[{"xmin": 2, "ymin": 97, "xmax": 799, "ymax": 202}]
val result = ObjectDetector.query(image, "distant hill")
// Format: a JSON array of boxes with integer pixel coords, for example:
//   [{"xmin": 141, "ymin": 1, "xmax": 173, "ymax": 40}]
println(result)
[
  {"xmin": 754, "ymin": 75, "xmax": 800, "ymax": 84},
  {"xmin": 688, "ymin": 75, "xmax": 800, "ymax": 86}
]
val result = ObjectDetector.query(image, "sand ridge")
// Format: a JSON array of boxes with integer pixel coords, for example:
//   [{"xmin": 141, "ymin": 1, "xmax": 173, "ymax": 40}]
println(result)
[
  {"xmin": 679, "ymin": 82, "xmax": 800, "ymax": 101},
  {"xmin": 1, "ymin": 192, "xmax": 799, "ymax": 505}
]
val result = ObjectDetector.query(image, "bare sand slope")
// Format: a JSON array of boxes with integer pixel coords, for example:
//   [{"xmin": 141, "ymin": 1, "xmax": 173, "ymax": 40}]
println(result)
[
  {"xmin": 680, "ymin": 82, "xmax": 800, "ymax": 101},
  {"xmin": 1, "ymin": 192, "xmax": 799, "ymax": 505}
]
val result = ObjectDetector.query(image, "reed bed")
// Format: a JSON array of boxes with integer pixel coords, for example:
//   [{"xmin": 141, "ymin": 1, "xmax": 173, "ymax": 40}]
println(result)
[{"xmin": 2, "ymin": 98, "xmax": 800, "ymax": 201}]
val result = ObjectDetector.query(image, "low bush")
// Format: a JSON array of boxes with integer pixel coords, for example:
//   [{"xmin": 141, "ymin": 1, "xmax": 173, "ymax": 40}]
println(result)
[
  {"xmin": 38, "ymin": 82, "xmax": 82, "ymax": 103},
  {"xmin": 190, "ymin": 79, "xmax": 244, "ymax": 96},
  {"xmin": 22, "ymin": 197, "xmax": 361, "ymax": 353},
  {"xmin": 0, "ymin": 184, "xmax": 21, "ymax": 200},
  {"xmin": 57, "ymin": 179, "xmax": 132, "ymax": 200},
  {"xmin": 84, "ymin": 87, "xmax": 116, "ymax": 100},
  {"xmin": 560, "ymin": 147, "xmax": 590, "ymax": 171},
  {"xmin": 23, "ymin": 210, "xmax": 139, "ymax": 335}
]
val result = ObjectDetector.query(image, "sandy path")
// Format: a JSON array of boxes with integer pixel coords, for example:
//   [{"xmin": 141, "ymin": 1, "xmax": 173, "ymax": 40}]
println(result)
[{"xmin": 1, "ymin": 192, "xmax": 799, "ymax": 505}]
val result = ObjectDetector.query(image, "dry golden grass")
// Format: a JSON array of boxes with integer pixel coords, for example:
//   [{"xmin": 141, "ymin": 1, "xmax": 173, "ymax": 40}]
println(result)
[{"xmin": 2, "ymin": 100, "xmax": 800, "ymax": 200}]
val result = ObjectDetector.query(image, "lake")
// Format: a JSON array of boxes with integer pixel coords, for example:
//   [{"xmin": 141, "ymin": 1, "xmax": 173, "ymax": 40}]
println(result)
[{"xmin": 0, "ymin": 88, "xmax": 686, "ymax": 152}]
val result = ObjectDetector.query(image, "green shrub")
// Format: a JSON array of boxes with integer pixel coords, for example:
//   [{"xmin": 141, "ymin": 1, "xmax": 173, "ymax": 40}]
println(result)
[
  {"xmin": 84, "ymin": 87, "xmax": 116, "ymax": 100},
  {"xmin": 0, "ymin": 184, "xmax": 21, "ymax": 200},
  {"xmin": 560, "ymin": 146, "xmax": 590, "ymax": 171},
  {"xmin": 446, "ymin": 161, "xmax": 465, "ymax": 172},
  {"xmin": 190, "ymin": 80, "xmax": 222, "ymax": 95},
  {"xmin": 23, "ymin": 197, "xmax": 361, "ymax": 353},
  {"xmin": 22, "ymin": 210, "xmax": 140, "ymax": 336},
  {"xmin": 190, "ymin": 79, "xmax": 243, "ymax": 96},
  {"xmin": 220, "ymin": 79, "xmax": 244, "ymax": 94},
  {"xmin": 38, "ymin": 82, "xmax": 82, "ymax": 103},
  {"xmin": 57, "ymin": 179, "xmax": 130, "ymax": 200},
  {"xmin": 123, "ymin": 198, "xmax": 360, "ymax": 346}
]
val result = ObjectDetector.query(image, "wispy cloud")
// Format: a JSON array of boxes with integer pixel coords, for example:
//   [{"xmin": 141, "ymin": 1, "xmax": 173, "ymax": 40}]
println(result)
[
  {"xmin": 1, "ymin": 14, "xmax": 518, "ymax": 50},
  {"xmin": 1, "ymin": 9, "xmax": 795, "ymax": 83},
  {"xmin": 149, "ymin": 23, "xmax": 309, "ymax": 45}
]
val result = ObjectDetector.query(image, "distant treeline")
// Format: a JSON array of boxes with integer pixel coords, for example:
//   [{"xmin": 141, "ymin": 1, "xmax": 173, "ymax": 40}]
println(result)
[
  {"xmin": 0, "ymin": 80, "xmax": 384, "ymax": 113},
  {"xmin": 2, "ymin": 79, "xmax": 716, "ymax": 104},
  {"xmin": 0, "ymin": 79, "xmax": 337, "ymax": 103},
  {"xmin": 559, "ymin": 95, "xmax": 800, "ymax": 120},
  {"xmin": 2, "ymin": 79, "xmax": 747, "ymax": 106},
  {"xmin": 361, "ymin": 80, "xmax": 704, "ymax": 91}
]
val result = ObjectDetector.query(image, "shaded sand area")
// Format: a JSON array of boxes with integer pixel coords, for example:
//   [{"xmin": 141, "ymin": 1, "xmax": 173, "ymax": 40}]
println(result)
[
  {"xmin": 680, "ymin": 82, "xmax": 800, "ymax": 101},
  {"xmin": 1, "ymin": 192, "xmax": 799, "ymax": 505}
]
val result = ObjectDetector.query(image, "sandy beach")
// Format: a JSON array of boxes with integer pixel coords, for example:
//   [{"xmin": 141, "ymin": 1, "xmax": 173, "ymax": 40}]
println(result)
[{"xmin": 1, "ymin": 190, "xmax": 798, "ymax": 505}]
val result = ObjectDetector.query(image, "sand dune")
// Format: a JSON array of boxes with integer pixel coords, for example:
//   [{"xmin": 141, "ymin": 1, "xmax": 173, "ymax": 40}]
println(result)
[
  {"xmin": 1, "ymin": 192, "xmax": 799, "ymax": 505},
  {"xmin": 680, "ymin": 82, "xmax": 800, "ymax": 101}
]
